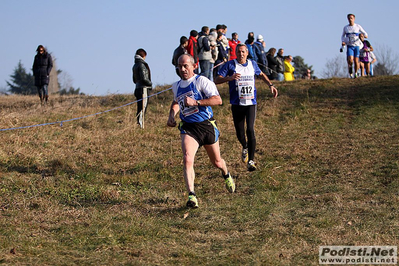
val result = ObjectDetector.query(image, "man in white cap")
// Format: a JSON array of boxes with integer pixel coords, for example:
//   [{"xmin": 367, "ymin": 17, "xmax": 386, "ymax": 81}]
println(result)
[{"xmin": 253, "ymin": 34, "xmax": 269, "ymax": 75}]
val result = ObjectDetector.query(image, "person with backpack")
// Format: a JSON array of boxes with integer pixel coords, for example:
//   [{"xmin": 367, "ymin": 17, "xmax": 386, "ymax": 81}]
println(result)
[
  {"xmin": 197, "ymin": 26, "xmax": 213, "ymax": 80},
  {"xmin": 359, "ymin": 33, "xmax": 373, "ymax": 76}
]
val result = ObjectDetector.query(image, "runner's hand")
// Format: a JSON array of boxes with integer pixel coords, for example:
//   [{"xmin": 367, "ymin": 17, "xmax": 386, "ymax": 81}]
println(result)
[
  {"xmin": 184, "ymin": 96, "xmax": 196, "ymax": 107},
  {"xmin": 270, "ymin": 86, "xmax": 278, "ymax": 98},
  {"xmin": 167, "ymin": 116, "xmax": 176, "ymax": 127}
]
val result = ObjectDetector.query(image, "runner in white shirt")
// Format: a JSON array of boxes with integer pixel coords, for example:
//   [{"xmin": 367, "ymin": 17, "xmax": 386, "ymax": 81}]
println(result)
[{"xmin": 341, "ymin": 14, "xmax": 368, "ymax": 78}]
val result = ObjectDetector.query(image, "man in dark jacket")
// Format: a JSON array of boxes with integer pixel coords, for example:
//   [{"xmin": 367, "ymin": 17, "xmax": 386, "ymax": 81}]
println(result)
[
  {"xmin": 253, "ymin": 35, "xmax": 269, "ymax": 75},
  {"xmin": 275, "ymin": 48, "xmax": 285, "ymax": 81},
  {"xmin": 172, "ymin": 36, "xmax": 188, "ymax": 77},
  {"xmin": 133, "ymin": 48, "xmax": 152, "ymax": 128},
  {"xmin": 32, "ymin": 45, "xmax": 53, "ymax": 105}
]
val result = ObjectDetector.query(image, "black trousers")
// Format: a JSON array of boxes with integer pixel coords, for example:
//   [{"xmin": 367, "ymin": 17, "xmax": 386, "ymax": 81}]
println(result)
[{"xmin": 231, "ymin": 104, "xmax": 257, "ymax": 161}]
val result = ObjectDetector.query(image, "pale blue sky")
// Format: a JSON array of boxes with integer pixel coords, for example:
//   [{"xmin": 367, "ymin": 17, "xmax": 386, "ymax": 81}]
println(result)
[{"xmin": 1, "ymin": 0, "xmax": 398, "ymax": 95}]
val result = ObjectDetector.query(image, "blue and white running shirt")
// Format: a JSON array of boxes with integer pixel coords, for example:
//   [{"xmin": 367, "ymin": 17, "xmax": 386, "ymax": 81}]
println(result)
[
  {"xmin": 171, "ymin": 75, "xmax": 219, "ymax": 123},
  {"xmin": 218, "ymin": 59, "xmax": 261, "ymax": 106},
  {"xmin": 341, "ymin": 23, "xmax": 368, "ymax": 47}
]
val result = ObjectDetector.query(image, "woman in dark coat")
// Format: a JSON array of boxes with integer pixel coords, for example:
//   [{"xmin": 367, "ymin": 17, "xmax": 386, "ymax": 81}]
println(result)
[
  {"xmin": 266, "ymin": 48, "xmax": 278, "ymax": 80},
  {"xmin": 32, "ymin": 45, "xmax": 53, "ymax": 104}
]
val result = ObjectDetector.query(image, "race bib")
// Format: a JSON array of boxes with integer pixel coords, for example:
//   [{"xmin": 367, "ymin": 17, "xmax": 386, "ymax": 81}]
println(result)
[
  {"xmin": 238, "ymin": 81, "xmax": 254, "ymax": 100},
  {"xmin": 347, "ymin": 33, "xmax": 358, "ymax": 44},
  {"xmin": 177, "ymin": 90, "xmax": 199, "ymax": 117}
]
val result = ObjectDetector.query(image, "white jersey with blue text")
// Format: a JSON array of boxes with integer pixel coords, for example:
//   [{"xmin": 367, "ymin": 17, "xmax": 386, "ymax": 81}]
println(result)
[
  {"xmin": 234, "ymin": 59, "xmax": 257, "ymax": 106},
  {"xmin": 341, "ymin": 23, "xmax": 368, "ymax": 47},
  {"xmin": 171, "ymin": 75, "xmax": 219, "ymax": 123},
  {"xmin": 217, "ymin": 59, "xmax": 261, "ymax": 106}
]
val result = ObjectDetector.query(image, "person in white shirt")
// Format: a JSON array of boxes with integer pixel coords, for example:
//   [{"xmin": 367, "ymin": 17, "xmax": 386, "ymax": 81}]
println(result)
[{"xmin": 341, "ymin": 14, "xmax": 368, "ymax": 78}]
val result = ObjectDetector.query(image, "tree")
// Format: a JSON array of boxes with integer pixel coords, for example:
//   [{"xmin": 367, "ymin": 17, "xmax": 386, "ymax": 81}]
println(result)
[
  {"xmin": 321, "ymin": 55, "xmax": 347, "ymax": 78},
  {"xmin": 6, "ymin": 61, "xmax": 36, "ymax": 94},
  {"xmin": 57, "ymin": 70, "xmax": 84, "ymax": 95},
  {"xmin": 373, "ymin": 44, "xmax": 399, "ymax": 76},
  {"xmin": 292, "ymin": 56, "xmax": 314, "ymax": 79}
]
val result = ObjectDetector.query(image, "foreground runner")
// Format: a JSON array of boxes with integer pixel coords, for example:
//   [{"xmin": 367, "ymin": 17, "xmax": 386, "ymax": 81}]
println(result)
[
  {"xmin": 341, "ymin": 13, "xmax": 368, "ymax": 78},
  {"xmin": 167, "ymin": 54, "xmax": 235, "ymax": 208},
  {"xmin": 215, "ymin": 44, "xmax": 278, "ymax": 171}
]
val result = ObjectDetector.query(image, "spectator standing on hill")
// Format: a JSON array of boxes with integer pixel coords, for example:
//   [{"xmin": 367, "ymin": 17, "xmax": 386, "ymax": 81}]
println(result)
[
  {"xmin": 187, "ymin": 30, "xmax": 199, "ymax": 74},
  {"xmin": 214, "ymin": 31, "xmax": 229, "ymax": 79},
  {"xmin": 302, "ymin": 69, "xmax": 312, "ymax": 79},
  {"xmin": 284, "ymin": 55, "xmax": 295, "ymax": 81},
  {"xmin": 341, "ymin": 13, "xmax": 368, "ymax": 78},
  {"xmin": 172, "ymin": 36, "xmax": 188, "ymax": 77},
  {"xmin": 133, "ymin": 48, "xmax": 152, "ymax": 128},
  {"xmin": 266, "ymin": 48, "xmax": 278, "ymax": 80},
  {"xmin": 216, "ymin": 24, "xmax": 229, "ymax": 56},
  {"xmin": 359, "ymin": 33, "xmax": 373, "ymax": 76},
  {"xmin": 215, "ymin": 44, "xmax": 278, "ymax": 171},
  {"xmin": 253, "ymin": 35, "xmax": 269, "ymax": 75},
  {"xmin": 167, "ymin": 54, "xmax": 235, "ymax": 208},
  {"xmin": 245, "ymin": 32, "xmax": 257, "ymax": 61},
  {"xmin": 229, "ymin": 32, "xmax": 240, "ymax": 60},
  {"xmin": 275, "ymin": 48, "xmax": 285, "ymax": 81},
  {"xmin": 32, "ymin": 45, "xmax": 53, "ymax": 105},
  {"xmin": 198, "ymin": 26, "xmax": 213, "ymax": 79},
  {"xmin": 208, "ymin": 28, "xmax": 219, "ymax": 81}
]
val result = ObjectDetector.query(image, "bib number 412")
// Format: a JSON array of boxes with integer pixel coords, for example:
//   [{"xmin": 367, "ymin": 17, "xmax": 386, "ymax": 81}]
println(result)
[{"xmin": 241, "ymin": 86, "xmax": 252, "ymax": 94}]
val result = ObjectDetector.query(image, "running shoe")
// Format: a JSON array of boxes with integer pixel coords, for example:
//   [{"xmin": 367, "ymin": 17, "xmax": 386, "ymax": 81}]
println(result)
[
  {"xmin": 225, "ymin": 174, "xmax": 236, "ymax": 193},
  {"xmin": 186, "ymin": 195, "xmax": 199, "ymax": 208},
  {"xmin": 247, "ymin": 160, "xmax": 257, "ymax": 171},
  {"xmin": 242, "ymin": 148, "xmax": 249, "ymax": 164}
]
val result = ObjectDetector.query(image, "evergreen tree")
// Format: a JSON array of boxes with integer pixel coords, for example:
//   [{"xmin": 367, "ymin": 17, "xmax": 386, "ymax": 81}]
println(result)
[
  {"xmin": 292, "ymin": 56, "xmax": 314, "ymax": 79},
  {"xmin": 6, "ymin": 61, "xmax": 36, "ymax": 95}
]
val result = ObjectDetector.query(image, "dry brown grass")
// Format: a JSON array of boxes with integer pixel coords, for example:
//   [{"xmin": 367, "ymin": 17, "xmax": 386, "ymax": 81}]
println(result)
[{"xmin": 1, "ymin": 76, "xmax": 398, "ymax": 265}]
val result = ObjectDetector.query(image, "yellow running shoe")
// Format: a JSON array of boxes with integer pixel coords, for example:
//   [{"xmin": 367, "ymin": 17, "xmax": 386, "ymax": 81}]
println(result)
[
  {"xmin": 225, "ymin": 174, "xmax": 236, "ymax": 193},
  {"xmin": 186, "ymin": 195, "xmax": 199, "ymax": 208},
  {"xmin": 247, "ymin": 160, "xmax": 257, "ymax": 171},
  {"xmin": 242, "ymin": 148, "xmax": 249, "ymax": 164}
]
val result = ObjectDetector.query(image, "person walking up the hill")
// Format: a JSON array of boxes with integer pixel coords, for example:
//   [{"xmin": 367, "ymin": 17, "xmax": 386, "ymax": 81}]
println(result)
[
  {"xmin": 32, "ymin": 45, "xmax": 53, "ymax": 105},
  {"xmin": 341, "ymin": 13, "xmax": 368, "ymax": 78},
  {"xmin": 215, "ymin": 44, "xmax": 278, "ymax": 171},
  {"xmin": 133, "ymin": 48, "xmax": 152, "ymax": 128},
  {"xmin": 167, "ymin": 54, "xmax": 235, "ymax": 208}
]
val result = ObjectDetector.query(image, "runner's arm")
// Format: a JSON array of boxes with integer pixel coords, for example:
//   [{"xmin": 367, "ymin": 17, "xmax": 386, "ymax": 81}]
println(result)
[
  {"xmin": 259, "ymin": 72, "xmax": 278, "ymax": 98},
  {"xmin": 214, "ymin": 74, "xmax": 240, "ymax": 84},
  {"xmin": 167, "ymin": 101, "xmax": 180, "ymax": 127},
  {"xmin": 184, "ymin": 95, "xmax": 222, "ymax": 107}
]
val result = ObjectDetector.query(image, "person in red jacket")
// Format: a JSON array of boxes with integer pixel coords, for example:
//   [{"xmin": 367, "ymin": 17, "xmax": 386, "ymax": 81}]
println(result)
[
  {"xmin": 186, "ymin": 30, "xmax": 199, "ymax": 74},
  {"xmin": 228, "ymin": 32, "xmax": 240, "ymax": 60}
]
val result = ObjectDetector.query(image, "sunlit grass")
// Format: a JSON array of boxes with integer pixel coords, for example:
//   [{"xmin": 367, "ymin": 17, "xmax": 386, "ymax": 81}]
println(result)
[{"xmin": 1, "ymin": 76, "xmax": 398, "ymax": 265}]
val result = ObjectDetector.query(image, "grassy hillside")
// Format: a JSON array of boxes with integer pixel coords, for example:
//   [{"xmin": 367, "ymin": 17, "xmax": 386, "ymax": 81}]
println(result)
[{"xmin": 1, "ymin": 76, "xmax": 398, "ymax": 265}]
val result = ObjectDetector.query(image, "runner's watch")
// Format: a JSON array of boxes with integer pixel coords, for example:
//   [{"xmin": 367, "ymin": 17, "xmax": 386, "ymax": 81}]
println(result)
[{"xmin": 196, "ymin": 100, "xmax": 201, "ymax": 106}]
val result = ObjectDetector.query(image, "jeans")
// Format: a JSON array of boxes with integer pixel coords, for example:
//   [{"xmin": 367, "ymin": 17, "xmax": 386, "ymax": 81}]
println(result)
[
  {"xmin": 276, "ymin": 73, "xmax": 284, "ymax": 81},
  {"xmin": 199, "ymin": 60, "xmax": 211, "ymax": 80},
  {"xmin": 37, "ymin": 84, "xmax": 48, "ymax": 99}
]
